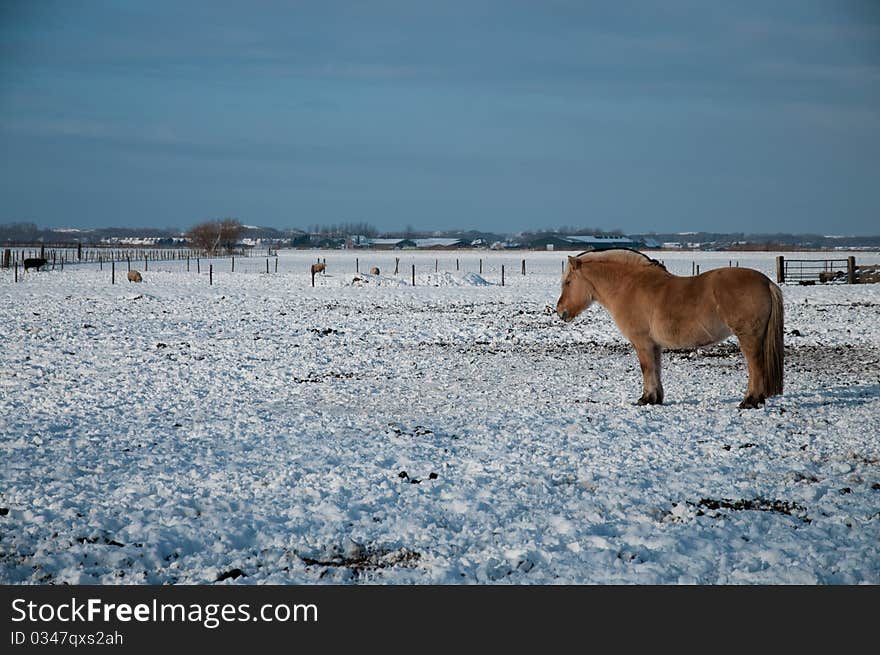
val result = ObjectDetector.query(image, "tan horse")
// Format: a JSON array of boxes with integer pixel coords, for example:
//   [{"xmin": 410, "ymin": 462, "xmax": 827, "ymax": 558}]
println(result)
[{"xmin": 556, "ymin": 249, "xmax": 783, "ymax": 409}]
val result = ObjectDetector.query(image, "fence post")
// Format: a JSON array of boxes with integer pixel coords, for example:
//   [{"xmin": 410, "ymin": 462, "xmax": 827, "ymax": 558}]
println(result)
[
  {"xmin": 501, "ymin": 264, "xmax": 505, "ymax": 286},
  {"xmin": 266, "ymin": 258, "xmax": 270, "ymax": 274},
  {"xmin": 14, "ymin": 261, "xmax": 17, "ymax": 283},
  {"xmin": 145, "ymin": 256, "xmax": 148, "ymax": 272},
  {"xmin": 435, "ymin": 258, "xmax": 438, "ymax": 272},
  {"xmin": 479, "ymin": 259, "xmax": 483, "ymax": 274},
  {"xmin": 112, "ymin": 260, "xmax": 115, "ymax": 285},
  {"xmin": 456, "ymin": 258, "xmax": 459, "ymax": 271},
  {"xmin": 210, "ymin": 264, "xmax": 213, "ymax": 285},
  {"xmin": 275, "ymin": 258, "xmax": 278, "ymax": 273},
  {"xmin": 187, "ymin": 257, "xmax": 190, "ymax": 272},
  {"xmin": 197, "ymin": 257, "xmax": 200, "ymax": 274},
  {"xmin": 232, "ymin": 256, "xmax": 235, "ymax": 272},
  {"xmin": 394, "ymin": 257, "xmax": 399, "ymax": 275},
  {"xmin": 356, "ymin": 257, "xmax": 359, "ymax": 273},
  {"xmin": 776, "ymin": 256, "xmax": 785, "ymax": 284},
  {"xmin": 847, "ymin": 256, "xmax": 856, "ymax": 284},
  {"xmin": 412, "ymin": 264, "xmax": 415, "ymax": 286},
  {"xmin": 696, "ymin": 264, "xmax": 700, "ymax": 275},
  {"xmin": 522, "ymin": 259, "xmax": 525, "ymax": 276}
]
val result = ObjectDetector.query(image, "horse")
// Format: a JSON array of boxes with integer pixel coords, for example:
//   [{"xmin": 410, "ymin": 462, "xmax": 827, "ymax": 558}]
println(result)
[
  {"xmin": 311, "ymin": 262, "xmax": 326, "ymax": 275},
  {"xmin": 127, "ymin": 270, "xmax": 143, "ymax": 283},
  {"xmin": 23, "ymin": 257, "xmax": 47, "ymax": 272},
  {"xmin": 369, "ymin": 266, "xmax": 380, "ymax": 275},
  {"xmin": 555, "ymin": 249, "xmax": 783, "ymax": 409}
]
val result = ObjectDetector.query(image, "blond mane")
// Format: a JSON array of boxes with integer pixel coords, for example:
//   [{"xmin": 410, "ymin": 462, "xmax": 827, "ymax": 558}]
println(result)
[{"xmin": 574, "ymin": 248, "xmax": 667, "ymax": 271}]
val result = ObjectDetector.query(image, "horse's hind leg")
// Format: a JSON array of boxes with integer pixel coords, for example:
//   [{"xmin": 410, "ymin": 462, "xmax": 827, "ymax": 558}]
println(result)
[
  {"xmin": 736, "ymin": 332, "xmax": 766, "ymax": 409},
  {"xmin": 634, "ymin": 341, "xmax": 664, "ymax": 405}
]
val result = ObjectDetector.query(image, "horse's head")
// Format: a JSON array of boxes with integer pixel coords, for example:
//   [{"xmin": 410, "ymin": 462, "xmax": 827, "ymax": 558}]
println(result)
[{"xmin": 556, "ymin": 256, "xmax": 595, "ymax": 322}]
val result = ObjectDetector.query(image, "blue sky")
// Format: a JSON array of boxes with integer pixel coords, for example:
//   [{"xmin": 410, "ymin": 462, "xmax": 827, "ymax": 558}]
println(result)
[{"xmin": 1, "ymin": 1, "xmax": 878, "ymax": 234}]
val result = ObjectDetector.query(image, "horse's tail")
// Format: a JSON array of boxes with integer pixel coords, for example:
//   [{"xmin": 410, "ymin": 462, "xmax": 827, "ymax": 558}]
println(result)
[{"xmin": 763, "ymin": 281, "xmax": 784, "ymax": 397}]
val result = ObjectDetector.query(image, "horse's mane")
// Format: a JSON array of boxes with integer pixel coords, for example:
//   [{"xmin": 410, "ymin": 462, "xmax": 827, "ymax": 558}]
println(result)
[{"xmin": 574, "ymin": 248, "xmax": 667, "ymax": 272}]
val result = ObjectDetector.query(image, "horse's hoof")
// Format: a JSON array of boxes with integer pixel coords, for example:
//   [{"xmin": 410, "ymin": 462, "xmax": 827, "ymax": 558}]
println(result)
[
  {"xmin": 637, "ymin": 395, "xmax": 662, "ymax": 406},
  {"xmin": 738, "ymin": 396, "xmax": 764, "ymax": 409}
]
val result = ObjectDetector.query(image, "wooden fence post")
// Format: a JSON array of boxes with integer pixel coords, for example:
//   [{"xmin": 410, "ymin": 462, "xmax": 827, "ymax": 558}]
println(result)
[
  {"xmin": 479, "ymin": 259, "xmax": 483, "ymax": 274},
  {"xmin": 111, "ymin": 260, "xmax": 115, "ymax": 285},
  {"xmin": 776, "ymin": 256, "xmax": 785, "ymax": 284},
  {"xmin": 356, "ymin": 257, "xmax": 359, "ymax": 273},
  {"xmin": 847, "ymin": 256, "xmax": 856, "ymax": 284},
  {"xmin": 210, "ymin": 264, "xmax": 213, "ymax": 285},
  {"xmin": 412, "ymin": 264, "xmax": 415, "ymax": 286},
  {"xmin": 266, "ymin": 258, "xmax": 270, "ymax": 274},
  {"xmin": 394, "ymin": 257, "xmax": 399, "ymax": 275},
  {"xmin": 275, "ymin": 258, "xmax": 278, "ymax": 273},
  {"xmin": 522, "ymin": 259, "xmax": 526, "ymax": 275},
  {"xmin": 232, "ymin": 256, "xmax": 235, "ymax": 272},
  {"xmin": 456, "ymin": 258, "xmax": 459, "ymax": 271},
  {"xmin": 501, "ymin": 264, "xmax": 505, "ymax": 286}
]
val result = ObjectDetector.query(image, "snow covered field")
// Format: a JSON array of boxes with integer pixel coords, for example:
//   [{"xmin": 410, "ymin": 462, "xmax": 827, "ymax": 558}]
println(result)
[{"xmin": 2, "ymin": 249, "xmax": 879, "ymax": 584}]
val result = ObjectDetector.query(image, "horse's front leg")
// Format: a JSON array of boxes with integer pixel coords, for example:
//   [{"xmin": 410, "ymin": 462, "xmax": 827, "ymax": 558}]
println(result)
[{"xmin": 633, "ymin": 341, "xmax": 664, "ymax": 405}]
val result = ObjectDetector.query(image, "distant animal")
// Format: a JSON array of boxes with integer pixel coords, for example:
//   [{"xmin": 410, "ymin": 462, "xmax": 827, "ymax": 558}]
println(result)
[
  {"xmin": 311, "ymin": 263, "xmax": 326, "ymax": 275},
  {"xmin": 127, "ymin": 270, "xmax": 143, "ymax": 283},
  {"xmin": 23, "ymin": 257, "xmax": 47, "ymax": 272},
  {"xmin": 556, "ymin": 249, "xmax": 783, "ymax": 409},
  {"xmin": 369, "ymin": 266, "xmax": 380, "ymax": 275}
]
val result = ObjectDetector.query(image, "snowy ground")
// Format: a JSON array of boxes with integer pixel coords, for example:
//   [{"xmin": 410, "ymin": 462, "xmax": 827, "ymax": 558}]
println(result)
[{"xmin": 1, "ymin": 249, "xmax": 879, "ymax": 584}]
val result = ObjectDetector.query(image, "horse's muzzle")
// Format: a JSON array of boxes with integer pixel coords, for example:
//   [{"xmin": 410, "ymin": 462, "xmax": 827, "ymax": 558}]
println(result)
[{"xmin": 558, "ymin": 309, "xmax": 570, "ymax": 322}]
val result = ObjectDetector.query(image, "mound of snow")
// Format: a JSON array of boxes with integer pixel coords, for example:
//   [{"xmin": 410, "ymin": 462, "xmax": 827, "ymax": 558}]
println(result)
[
  {"xmin": 424, "ymin": 271, "xmax": 493, "ymax": 287},
  {"xmin": 348, "ymin": 274, "xmax": 409, "ymax": 287}
]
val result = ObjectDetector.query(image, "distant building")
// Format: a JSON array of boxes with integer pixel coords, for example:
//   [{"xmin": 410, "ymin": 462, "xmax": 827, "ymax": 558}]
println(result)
[
  {"xmin": 359, "ymin": 238, "xmax": 416, "ymax": 250},
  {"xmin": 524, "ymin": 234, "xmax": 645, "ymax": 251},
  {"xmin": 357, "ymin": 237, "xmax": 469, "ymax": 249}
]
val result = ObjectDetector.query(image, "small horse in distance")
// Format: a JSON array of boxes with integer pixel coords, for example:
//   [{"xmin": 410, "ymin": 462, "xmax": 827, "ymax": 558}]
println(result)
[
  {"xmin": 127, "ymin": 270, "xmax": 143, "ymax": 283},
  {"xmin": 311, "ymin": 262, "xmax": 326, "ymax": 275},
  {"xmin": 370, "ymin": 266, "xmax": 380, "ymax": 275},
  {"xmin": 556, "ymin": 249, "xmax": 783, "ymax": 409},
  {"xmin": 23, "ymin": 257, "xmax": 47, "ymax": 272}
]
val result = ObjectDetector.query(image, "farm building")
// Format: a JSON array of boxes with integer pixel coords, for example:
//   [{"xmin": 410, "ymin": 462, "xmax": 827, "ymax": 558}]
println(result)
[
  {"xmin": 525, "ymin": 234, "xmax": 645, "ymax": 251},
  {"xmin": 357, "ymin": 237, "xmax": 470, "ymax": 250}
]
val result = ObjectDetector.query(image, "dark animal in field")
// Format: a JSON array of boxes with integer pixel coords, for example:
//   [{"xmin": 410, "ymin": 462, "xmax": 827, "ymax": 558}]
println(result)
[
  {"xmin": 127, "ymin": 270, "xmax": 143, "ymax": 283},
  {"xmin": 23, "ymin": 258, "xmax": 47, "ymax": 272},
  {"xmin": 556, "ymin": 249, "xmax": 784, "ymax": 409},
  {"xmin": 311, "ymin": 262, "xmax": 326, "ymax": 275},
  {"xmin": 370, "ymin": 266, "xmax": 380, "ymax": 275}
]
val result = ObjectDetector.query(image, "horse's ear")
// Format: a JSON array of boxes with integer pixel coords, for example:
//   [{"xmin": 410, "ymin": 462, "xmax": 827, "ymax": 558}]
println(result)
[{"xmin": 568, "ymin": 256, "xmax": 581, "ymax": 270}]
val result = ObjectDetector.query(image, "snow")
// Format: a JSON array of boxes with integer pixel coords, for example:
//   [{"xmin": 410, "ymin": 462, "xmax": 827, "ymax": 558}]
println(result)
[{"xmin": 1, "ymin": 249, "xmax": 879, "ymax": 585}]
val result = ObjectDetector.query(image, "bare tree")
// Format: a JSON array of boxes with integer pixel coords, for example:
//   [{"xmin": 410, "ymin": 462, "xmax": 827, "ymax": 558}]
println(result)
[{"xmin": 186, "ymin": 219, "xmax": 242, "ymax": 254}]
